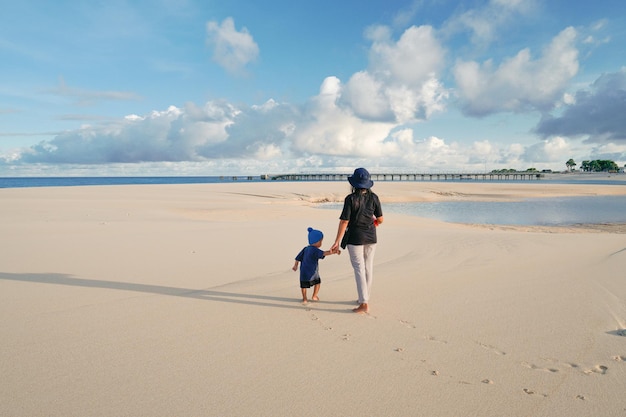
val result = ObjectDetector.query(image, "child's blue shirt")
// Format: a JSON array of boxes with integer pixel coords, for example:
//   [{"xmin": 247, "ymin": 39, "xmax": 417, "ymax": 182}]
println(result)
[{"xmin": 295, "ymin": 245, "xmax": 325, "ymax": 282}]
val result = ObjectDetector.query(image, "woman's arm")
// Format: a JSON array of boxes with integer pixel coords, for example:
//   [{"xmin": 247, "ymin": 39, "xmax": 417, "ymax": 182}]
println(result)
[{"xmin": 330, "ymin": 219, "xmax": 349, "ymax": 252}]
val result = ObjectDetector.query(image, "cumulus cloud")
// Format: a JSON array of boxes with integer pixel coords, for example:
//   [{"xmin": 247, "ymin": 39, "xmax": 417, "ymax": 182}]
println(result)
[
  {"xmin": 534, "ymin": 69, "xmax": 626, "ymax": 143},
  {"xmin": 289, "ymin": 24, "xmax": 448, "ymax": 159},
  {"xmin": 206, "ymin": 17, "xmax": 259, "ymax": 75},
  {"xmin": 341, "ymin": 25, "xmax": 448, "ymax": 123},
  {"xmin": 206, "ymin": 99, "xmax": 298, "ymax": 159},
  {"xmin": 291, "ymin": 76, "xmax": 397, "ymax": 157},
  {"xmin": 454, "ymin": 27, "xmax": 579, "ymax": 116},
  {"xmin": 19, "ymin": 101, "xmax": 283, "ymax": 164}
]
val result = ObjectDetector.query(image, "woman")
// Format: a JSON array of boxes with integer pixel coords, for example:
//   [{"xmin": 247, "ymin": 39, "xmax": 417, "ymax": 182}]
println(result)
[{"xmin": 331, "ymin": 168, "xmax": 384, "ymax": 313}]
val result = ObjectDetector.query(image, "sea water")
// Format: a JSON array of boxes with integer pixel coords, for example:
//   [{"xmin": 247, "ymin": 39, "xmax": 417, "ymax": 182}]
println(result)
[
  {"xmin": 0, "ymin": 176, "xmax": 262, "ymax": 188},
  {"xmin": 382, "ymin": 195, "xmax": 626, "ymax": 226},
  {"xmin": 322, "ymin": 195, "xmax": 626, "ymax": 226}
]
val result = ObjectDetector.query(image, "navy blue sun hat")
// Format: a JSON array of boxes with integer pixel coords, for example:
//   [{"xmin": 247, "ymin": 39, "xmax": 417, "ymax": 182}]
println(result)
[
  {"xmin": 307, "ymin": 227, "xmax": 324, "ymax": 245},
  {"xmin": 348, "ymin": 167, "xmax": 374, "ymax": 189}
]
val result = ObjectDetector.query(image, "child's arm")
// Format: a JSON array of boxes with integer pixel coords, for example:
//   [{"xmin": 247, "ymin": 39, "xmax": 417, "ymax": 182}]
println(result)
[
  {"xmin": 292, "ymin": 260, "xmax": 299, "ymax": 271},
  {"xmin": 323, "ymin": 248, "xmax": 341, "ymax": 256}
]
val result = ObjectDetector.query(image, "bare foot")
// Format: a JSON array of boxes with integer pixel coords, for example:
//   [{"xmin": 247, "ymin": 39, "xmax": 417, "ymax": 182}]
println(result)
[
  {"xmin": 311, "ymin": 296, "xmax": 319, "ymax": 302},
  {"xmin": 302, "ymin": 299, "xmax": 308, "ymax": 304},
  {"xmin": 353, "ymin": 303, "xmax": 369, "ymax": 313}
]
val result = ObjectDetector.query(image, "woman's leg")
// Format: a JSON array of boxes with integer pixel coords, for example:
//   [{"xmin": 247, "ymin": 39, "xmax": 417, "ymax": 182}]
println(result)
[
  {"xmin": 348, "ymin": 244, "xmax": 368, "ymax": 304},
  {"xmin": 363, "ymin": 243, "xmax": 376, "ymax": 299}
]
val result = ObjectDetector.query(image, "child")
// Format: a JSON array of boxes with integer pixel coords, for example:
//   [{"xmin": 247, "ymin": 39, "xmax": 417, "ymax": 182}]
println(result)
[{"xmin": 292, "ymin": 227, "xmax": 340, "ymax": 303}]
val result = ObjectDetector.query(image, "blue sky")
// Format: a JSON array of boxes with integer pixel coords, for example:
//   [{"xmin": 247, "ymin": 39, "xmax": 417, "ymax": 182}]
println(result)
[{"xmin": 1, "ymin": 0, "xmax": 625, "ymax": 176}]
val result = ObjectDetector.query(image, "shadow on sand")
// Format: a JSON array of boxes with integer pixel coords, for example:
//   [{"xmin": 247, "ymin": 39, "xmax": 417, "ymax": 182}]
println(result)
[{"xmin": 0, "ymin": 272, "xmax": 352, "ymax": 313}]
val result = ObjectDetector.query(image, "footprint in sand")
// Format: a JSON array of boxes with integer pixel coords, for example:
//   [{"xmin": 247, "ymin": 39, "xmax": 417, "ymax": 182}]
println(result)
[
  {"xmin": 521, "ymin": 361, "xmax": 559, "ymax": 373},
  {"xmin": 425, "ymin": 335, "xmax": 448, "ymax": 344},
  {"xmin": 482, "ymin": 379, "xmax": 494, "ymax": 384},
  {"xmin": 583, "ymin": 365, "xmax": 608, "ymax": 375},
  {"xmin": 399, "ymin": 319, "xmax": 417, "ymax": 329},
  {"xmin": 523, "ymin": 388, "xmax": 548, "ymax": 397},
  {"xmin": 613, "ymin": 355, "xmax": 626, "ymax": 362},
  {"xmin": 478, "ymin": 342, "xmax": 506, "ymax": 356}
]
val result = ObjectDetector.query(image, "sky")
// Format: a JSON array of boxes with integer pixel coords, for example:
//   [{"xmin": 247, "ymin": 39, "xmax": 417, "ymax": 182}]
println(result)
[{"xmin": 1, "ymin": 0, "xmax": 626, "ymax": 176}]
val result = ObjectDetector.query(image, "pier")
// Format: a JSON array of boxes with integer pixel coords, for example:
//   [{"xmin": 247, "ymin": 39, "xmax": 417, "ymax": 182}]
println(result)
[{"xmin": 267, "ymin": 172, "xmax": 544, "ymax": 181}]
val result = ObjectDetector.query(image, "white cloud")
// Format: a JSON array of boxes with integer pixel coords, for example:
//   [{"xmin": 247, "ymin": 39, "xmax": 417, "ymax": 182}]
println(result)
[
  {"xmin": 368, "ymin": 25, "xmax": 443, "ymax": 86},
  {"xmin": 291, "ymin": 76, "xmax": 396, "ymax": 157},
  {"xmin": 454, "ymin": 27, "xmax": 579, "ymax": 116},
  {"xmin": 279, "ymin": 23, "xmax": 449, "ymax": 159},
  {"xmin": 341, "ymin": 71, "xmax": 394, "ymax": 121},
  {"xmin": 19, "ymin": 103, "xmax": 238, "ymax": 164},
  {"xmin": 206, "ymin": 17, "xmax": 259, "ymax": 75},
  {"xmin": 253, "ymin": 143, "xmax": 282, "ymax": 160},
  {"xmin": 342, "ymin": 25, "xmax": 448, "ymax": 123}
]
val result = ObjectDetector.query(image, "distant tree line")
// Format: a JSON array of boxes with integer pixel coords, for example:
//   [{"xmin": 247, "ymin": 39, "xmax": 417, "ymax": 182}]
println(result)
[
  {"xmin": 580, "ymin": 160, "xmax": 620, "ymax": 172},
  {"xmin": 565, "ymin": 158, "xmax": 620, "ymax": 172},
  {"xmin": 491, "ymin": 159, "xmax": 622, "ymax": 174},
  {"xmin": 490, "ymin": 168, "xmax": 539, "ymax": 173}
]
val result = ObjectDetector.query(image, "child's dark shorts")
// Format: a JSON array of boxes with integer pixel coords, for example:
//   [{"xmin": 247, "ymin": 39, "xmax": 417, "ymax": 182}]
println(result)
[{"xmin": 300, "ymin": 278, "xmax": 321, "ymax": 289}]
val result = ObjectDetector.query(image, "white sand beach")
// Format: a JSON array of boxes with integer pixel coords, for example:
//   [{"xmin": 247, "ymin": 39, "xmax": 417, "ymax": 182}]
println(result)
[{"xmin": 1, "ymin": 179, "xmax": 625, "ymax": 416}]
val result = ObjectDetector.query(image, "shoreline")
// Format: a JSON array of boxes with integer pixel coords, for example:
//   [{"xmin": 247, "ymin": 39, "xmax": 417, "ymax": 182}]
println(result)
[{"xmin": 462, "ymin": 221, "xmax": 626, "ymax": 234}]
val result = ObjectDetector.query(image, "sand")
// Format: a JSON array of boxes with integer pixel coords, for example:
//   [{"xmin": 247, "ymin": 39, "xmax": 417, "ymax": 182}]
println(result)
[{"xmin": 1, "ymin": 177, "xmax": 625, "ymax": 417}]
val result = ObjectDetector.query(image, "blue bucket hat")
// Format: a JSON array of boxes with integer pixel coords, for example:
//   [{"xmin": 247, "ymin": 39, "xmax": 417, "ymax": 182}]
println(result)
[
  {"xmin": 348, "ymin": 167, "xmax": 374, "ymax": 189},
  {"xmin": 307, "ymin": 227, "xmax": 324, "ymax": 245}
]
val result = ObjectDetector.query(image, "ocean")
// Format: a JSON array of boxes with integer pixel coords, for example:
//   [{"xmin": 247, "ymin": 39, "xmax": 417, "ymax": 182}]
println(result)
[{"xmin": 0, "ymin": 176, "xmax": 263, "ymax": 188}]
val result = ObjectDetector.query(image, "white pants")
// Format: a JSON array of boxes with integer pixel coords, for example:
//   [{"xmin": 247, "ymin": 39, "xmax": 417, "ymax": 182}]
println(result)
[{"xmin": 348, "ymin": 244, "xmax": 376, "ymax": 304}]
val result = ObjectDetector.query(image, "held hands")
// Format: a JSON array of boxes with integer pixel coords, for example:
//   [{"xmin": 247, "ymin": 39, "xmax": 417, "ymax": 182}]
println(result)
[{"xmin": 327, "ymin": 242, "xmax": 341, "ymax": 256}]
